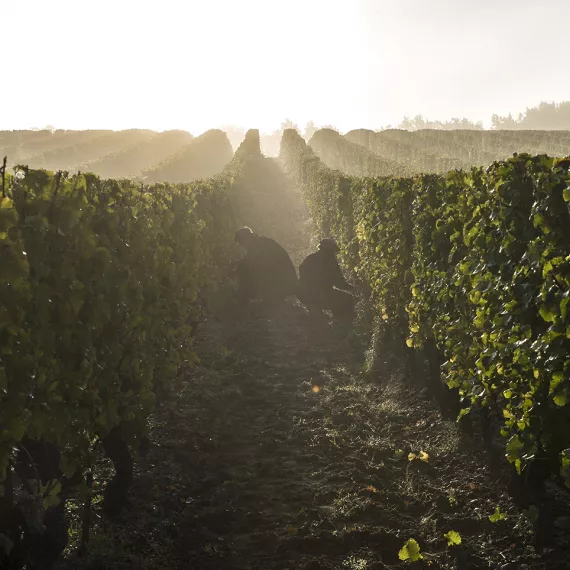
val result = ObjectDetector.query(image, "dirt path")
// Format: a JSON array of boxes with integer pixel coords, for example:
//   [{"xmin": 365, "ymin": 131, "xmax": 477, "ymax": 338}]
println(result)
[
  {"xmin": 63, "ymin": 302, "xmax": 564, "ymax": 570},
  {"xmin": 60, "ymin": 162, "xmax": 566, "ymax": 569}
]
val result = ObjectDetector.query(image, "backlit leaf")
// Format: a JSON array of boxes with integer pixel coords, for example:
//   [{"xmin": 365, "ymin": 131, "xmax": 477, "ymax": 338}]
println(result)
[
  {"xmin": 489, "ymin": 506, "xmax": 506, "ymax": 522},
  {"xmin": 444, "ymin": 530, "xmax": 462, "ymax": 546},
  {"xmin": 398, "ymin": 538, "xmax": 423, "ymax": 562}
]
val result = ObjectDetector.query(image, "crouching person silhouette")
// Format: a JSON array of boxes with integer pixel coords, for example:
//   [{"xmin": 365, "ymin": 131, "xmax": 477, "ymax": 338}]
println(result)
[
  {"xmin": 297, "ymin": 238, "xmax": 355, "ymax": 325},
  {"xmin": 234, "ymin": 227, "xmax": 298, "ymax": 311}
]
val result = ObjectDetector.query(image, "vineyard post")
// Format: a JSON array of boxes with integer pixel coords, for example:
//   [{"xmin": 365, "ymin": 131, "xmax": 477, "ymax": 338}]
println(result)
[
  {"xmin": 79, "ymin": 471, "xmax": 94, "ymax": 556},
  {"xmin": 0, "ymin": 462, "xmax": 14, "ymax": 530},
  {"xmin": 1, "ymin": 156, "xmax": 6, "ymax": 198},
  {"xmin": 72, "ymin": 170, "xmax": 81, "ymax": 192}
]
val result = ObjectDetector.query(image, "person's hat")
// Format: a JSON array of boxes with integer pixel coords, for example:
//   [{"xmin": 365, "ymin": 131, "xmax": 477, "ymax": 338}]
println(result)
[{"xmin": 318, "ymin": 237, "xmax": 340, "ymax": 252}]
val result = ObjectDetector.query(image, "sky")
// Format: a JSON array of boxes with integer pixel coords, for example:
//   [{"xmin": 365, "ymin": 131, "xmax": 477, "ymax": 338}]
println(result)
[{"xmin": 2, "ymin": 0, "xmax": 568, "ymax": 133}]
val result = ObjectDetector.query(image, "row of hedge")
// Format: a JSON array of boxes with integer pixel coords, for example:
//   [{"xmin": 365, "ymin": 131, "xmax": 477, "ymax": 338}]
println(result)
[
  {"xmin": 309, "ymin": 128, "xmax": 410, "ymax": 178},
  {"xmin": 0, "ymin": 130, "xmax": 262, "ymax": 565},
  {"xmin": 346, "ymin": 128, "xmax": 570, "ymax": 174},
  {"xmin": 280, "ymin": 128, "xmax": 570, "ymax": 487}
]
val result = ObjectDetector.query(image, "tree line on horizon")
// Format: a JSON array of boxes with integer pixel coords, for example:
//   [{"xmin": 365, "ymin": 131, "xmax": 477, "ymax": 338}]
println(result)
[{"xmin": 221, "ymin": 100, "xmax": 570, "ymax": 157}]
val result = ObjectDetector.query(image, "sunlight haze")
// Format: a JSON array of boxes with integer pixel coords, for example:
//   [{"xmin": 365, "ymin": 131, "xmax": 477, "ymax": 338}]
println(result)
[{"xmin": 3, "ymin": 0, "xmax": 568, "ymax": 133}]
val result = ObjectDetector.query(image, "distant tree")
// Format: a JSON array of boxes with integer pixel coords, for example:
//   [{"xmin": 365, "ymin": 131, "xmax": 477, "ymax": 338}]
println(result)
[
  {"xmin": 399, "ymin": 115, "xmax": 425, "ymax": 130},
  {"xmin": 280, "ymin": 118, "xmax": 299, "ymax": 132},
  {"xmin": 491, "ymin": 101, "xmax": 570, "ymax": 130},
  {"xmin": 491, "ymin": 113, "xmax": 521, "ymax": 129},
  {"xmin": 398, "ymin": 114, "xmax": 482, "ymax": 131}
]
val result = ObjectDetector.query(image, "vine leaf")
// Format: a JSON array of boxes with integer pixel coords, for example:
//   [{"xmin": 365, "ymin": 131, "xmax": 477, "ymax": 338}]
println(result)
[
  {"xmin": 489, "ymin": 506, "xmax": 506, "ymax": 522},
  {"xmin": 398, "ymin": 538, "xmax": 423, "ymax": 562},
  {"xmin": 444, "ymin": 530, "xmax": 462, "ymax": 546}
]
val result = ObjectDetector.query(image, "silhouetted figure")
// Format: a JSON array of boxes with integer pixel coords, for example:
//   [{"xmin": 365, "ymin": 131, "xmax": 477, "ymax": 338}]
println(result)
[
  {"xmin": 234, "ymin": 227, "xmax": 298, "ymax": 305},
  {"xmin": 298, "ymin": 238, "xmax": 355, "ymax": 323}
]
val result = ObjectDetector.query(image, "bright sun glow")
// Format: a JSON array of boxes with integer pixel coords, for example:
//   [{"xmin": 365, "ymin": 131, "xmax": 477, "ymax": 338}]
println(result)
[{"xmin": 3, "ymin": 0, "xmax": 569, "ymax": 134}]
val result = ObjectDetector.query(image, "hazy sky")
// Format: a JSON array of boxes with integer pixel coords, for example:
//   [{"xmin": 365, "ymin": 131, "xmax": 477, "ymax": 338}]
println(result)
[{"xmin": 3, "ymin": 0, "xmax": 568, "ymax": 133}]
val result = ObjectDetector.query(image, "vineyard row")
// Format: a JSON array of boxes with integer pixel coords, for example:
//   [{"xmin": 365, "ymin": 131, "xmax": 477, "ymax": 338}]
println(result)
[
  {"xmin": 0, "ymin": 130, "xmax": 262, "ymax": 567},
  {"xmin": 281, "ymin": 129, "xmax": 570, "ymax": 493}
]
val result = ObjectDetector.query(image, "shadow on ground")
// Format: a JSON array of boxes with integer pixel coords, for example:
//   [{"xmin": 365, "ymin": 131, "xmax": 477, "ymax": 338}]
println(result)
[{"xmin": 58, "ymin": 300, "xmax": 565, "ymax": 570}]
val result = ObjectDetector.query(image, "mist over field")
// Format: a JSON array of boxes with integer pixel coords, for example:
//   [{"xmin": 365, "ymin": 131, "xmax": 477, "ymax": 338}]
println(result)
[{"xmin": 2, "ymin": 2, "xmax": 570, "ymax": 570}]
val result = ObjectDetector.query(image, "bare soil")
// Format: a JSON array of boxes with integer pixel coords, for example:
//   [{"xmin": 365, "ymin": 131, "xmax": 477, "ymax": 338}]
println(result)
[{"xmin": 59, "ymin": 301, "xmax": 567, "ymax": 569}]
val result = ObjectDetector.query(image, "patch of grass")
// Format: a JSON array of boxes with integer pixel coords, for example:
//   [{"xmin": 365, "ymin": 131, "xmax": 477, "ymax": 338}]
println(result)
[
  {"xmin": 343, "ymin": 555, "xmax": 369, "ymax": 569},
  {"xmin": 61, "ymin": 530, "xmax": 132, "ymax": 570},
  {"xmin": 328, "ymin": 490, "xmax": 373, "ymax": 521}
]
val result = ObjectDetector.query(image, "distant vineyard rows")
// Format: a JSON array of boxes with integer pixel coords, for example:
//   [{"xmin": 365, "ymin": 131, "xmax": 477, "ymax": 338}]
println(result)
[
  {"xmin": 312, "ymin": 127, "xmax": 570, "ymax": 177},
  {"xmin": 2, "ymin": 126, "xmax": 570, "ymax": 182}
]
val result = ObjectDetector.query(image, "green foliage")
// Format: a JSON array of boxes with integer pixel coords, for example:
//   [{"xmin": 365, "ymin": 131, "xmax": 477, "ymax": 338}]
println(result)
[
  {"xmin": 398, "ymin": 538, "xmax": 423, "ymax": 562},
  {"xmin": 561, "ymin": 449, "xmax": 570, "ymax": 488},
  {"xmin": 444, "ymin": 530, "xmax": 462, "ymax": 546},
  {"xmin": 0, "ymin": 142, "xmax": 253, "ymax": 479},
  {"xmin": 280, "ymin": 129, "xmax": 415, "ymax": 335},
  {"xmin": 489, "ymin": 506, "xmax": 507, "ymax": 522},
  {"xmin": 409, "ymin": 155, "xmax": 570, "ymax": 477},
  {"xmin": 282, "ymin": 129, "xmax": 570, "ymax": 492}
]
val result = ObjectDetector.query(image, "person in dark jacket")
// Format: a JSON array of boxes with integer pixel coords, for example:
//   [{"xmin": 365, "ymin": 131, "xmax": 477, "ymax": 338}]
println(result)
[
  {"xmin": 234, "ymin": 227, "xmax": 298, "ymax": 304},
  {"xmin": 298, "ymin": 238, "xmax": 355, "ymax": 322}
]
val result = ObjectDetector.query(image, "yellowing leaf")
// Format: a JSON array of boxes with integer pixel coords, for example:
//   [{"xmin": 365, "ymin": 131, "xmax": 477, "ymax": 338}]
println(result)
[
  {"xmin": 550, "ymin": 371, "xmax": 565, "ymax": 396},
  {"xmin": 444, "ymin": 530, "xmax": 462, "ymax": 546},
  {"xmin": 419, "ymin": 451, "xmax": 429, "ymax": 462},
  {"xmin": 553, "ymin": 389, "xmax": 568, "ymax": 407},
  {"xmin": 489, "ymin": 506, "xmax": 506, "ymax": 522},
  {"xmin": 398, "ymin": 538, "xmax": 423, "ymax": 562},
  {"xmin": 456, "ymin": 408, "xmax": 470, "ymax": 422},
  {"xmin": 539, "ymin": 305, "xmax": 557, "ymax": 323}
]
